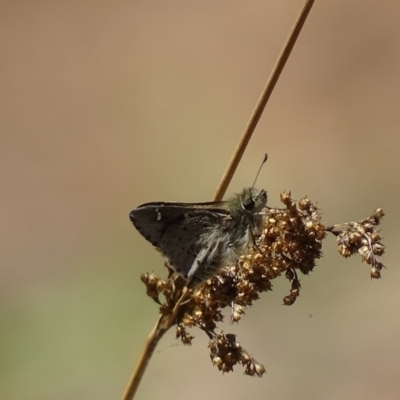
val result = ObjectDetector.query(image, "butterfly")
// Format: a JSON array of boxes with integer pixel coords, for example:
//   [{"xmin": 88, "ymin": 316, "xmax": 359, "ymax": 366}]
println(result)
[{"xmin": 129, "ymin": 187, "xmax": 267, "ymax": 287}]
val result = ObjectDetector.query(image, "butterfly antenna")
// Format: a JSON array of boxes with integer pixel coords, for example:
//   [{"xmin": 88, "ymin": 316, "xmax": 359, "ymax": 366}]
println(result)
[{"xmin": 251, "ymin": 153, "xmax": 268, "ymax": 190}]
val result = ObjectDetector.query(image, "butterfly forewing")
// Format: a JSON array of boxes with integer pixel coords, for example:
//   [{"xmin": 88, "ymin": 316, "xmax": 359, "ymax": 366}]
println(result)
[{"xmin": 130, "ymin": 201, "xmax": 230, "ymax": 279}]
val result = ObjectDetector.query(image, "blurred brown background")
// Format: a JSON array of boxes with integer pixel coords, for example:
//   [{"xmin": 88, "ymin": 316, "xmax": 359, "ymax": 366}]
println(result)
[{"xmin": 1, "ymin": 1, "xmax": 399, "ymax": 399}]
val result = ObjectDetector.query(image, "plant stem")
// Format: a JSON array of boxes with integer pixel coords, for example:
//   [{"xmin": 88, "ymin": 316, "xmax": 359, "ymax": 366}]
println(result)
[
  {"xmin": 213, "ymin": 0, "xmax": 315, "ymax": 201},
  {"xmin": 120, "ymin": 316, "xmax": 165, "ymax": 400}
]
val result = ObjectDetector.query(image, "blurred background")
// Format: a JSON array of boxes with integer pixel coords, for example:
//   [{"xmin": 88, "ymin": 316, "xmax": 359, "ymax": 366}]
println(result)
[{"xmin": 1, "ymin": 1, "xmax": 399, "ymax": 399}]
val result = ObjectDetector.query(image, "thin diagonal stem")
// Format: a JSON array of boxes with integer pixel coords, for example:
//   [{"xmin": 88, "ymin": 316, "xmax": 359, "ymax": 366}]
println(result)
[
  {"xmin": 120, "ymin": 316, "xmax": 165, "ymax": 400},
  {"xmin": 213, "ymin": 0, "xmax": 314, "ymax": 201},
  {"xmin": 121, "ymin": 288, "xmax": 190, "ymax": 400}
]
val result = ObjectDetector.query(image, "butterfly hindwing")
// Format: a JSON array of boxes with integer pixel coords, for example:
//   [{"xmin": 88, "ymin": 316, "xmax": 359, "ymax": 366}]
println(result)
[
  {"xmin": 130, "ymin": 201, "xmax": 230, "ymax": 278},
  {"xmin": 159, "ymin": 209, "xmax": 229, "ymax": 278}
]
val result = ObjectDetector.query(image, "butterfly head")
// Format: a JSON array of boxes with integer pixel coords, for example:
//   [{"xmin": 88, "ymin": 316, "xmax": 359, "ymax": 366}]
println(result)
[{"xmin": 240, "ymin": 187, "xmax": 267, "ymax": 213}]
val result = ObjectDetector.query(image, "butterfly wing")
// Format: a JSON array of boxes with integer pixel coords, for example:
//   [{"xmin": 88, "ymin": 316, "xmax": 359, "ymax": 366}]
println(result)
[
  {"xmin": 130, "ymin": 201, "xmax": 226, "ymax": 246},
  {"xmin": 159, "ymin": 209, "xmax": 230, "ymax": 278},
  {"xmin": 130, "ymin": 202, "xmax": 230, "ymax": 278}
]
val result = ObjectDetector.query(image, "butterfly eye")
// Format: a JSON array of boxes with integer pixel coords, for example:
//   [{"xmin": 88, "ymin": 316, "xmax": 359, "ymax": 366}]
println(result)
[{"xmin": 243, "ymin": 196, "xmax": 255, "ymax": 210}]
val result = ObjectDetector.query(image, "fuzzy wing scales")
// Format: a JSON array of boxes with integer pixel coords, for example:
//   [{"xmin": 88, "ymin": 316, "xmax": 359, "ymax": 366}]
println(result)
[
  {"xmin": 159, "ymin": 210, "xmax": 227, "ymax": 278},
  {"xmin": 130, "ymin": 203, "xmax": 230, "ymax": 279}
]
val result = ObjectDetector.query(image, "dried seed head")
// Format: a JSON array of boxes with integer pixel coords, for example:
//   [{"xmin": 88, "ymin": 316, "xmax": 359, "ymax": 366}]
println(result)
[
  {"xmin": 283, "ymin": 295, "xmax": 297, "ymax": 306},
  {"xmin": 208, "ymin": 332, "xmax": 265, "ymax": 376},
  {"xmin": 176, "ymin": 324, "xmax": 194, "ymax": 345},
  {"xmin": 231, "ymin": 303, "xmax": 245, "ymax": 323},
  {"xmin": 370, "ymin": 267, "xmax": 381, "ymax": 279},
  {"xmin": 327, "ymin": 208, "xmax": 386, "ymax": 277},
  {"xmin": 139, "ymin": 193, "xmax": 386, "ymax": 376}
]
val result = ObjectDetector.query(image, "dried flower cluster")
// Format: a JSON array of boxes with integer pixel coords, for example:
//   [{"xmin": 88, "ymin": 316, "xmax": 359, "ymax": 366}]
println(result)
[
  {"xmin": 208, "ymin": 332, "xmax": 266, "ymax": 376},
  {"xmin": 326, "ymin": 208, "xmax": 386, "ymax": 279},
  {"xmin": 141, "ymin": 192, "xmax": 385, "ymax": 376}
]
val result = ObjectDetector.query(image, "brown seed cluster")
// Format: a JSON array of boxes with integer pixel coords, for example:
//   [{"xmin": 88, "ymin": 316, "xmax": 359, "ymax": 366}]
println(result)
[
  {"xmin": 326, "ymin": 208, "xmax": 386, "ymax": 279},
  {"xmin": 208, "ymin": 332, "xmax": 265, "ymax": 376},
  {"xmin": 141, "ymin": 193, "xmax": 386, "ymax": 376}
]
